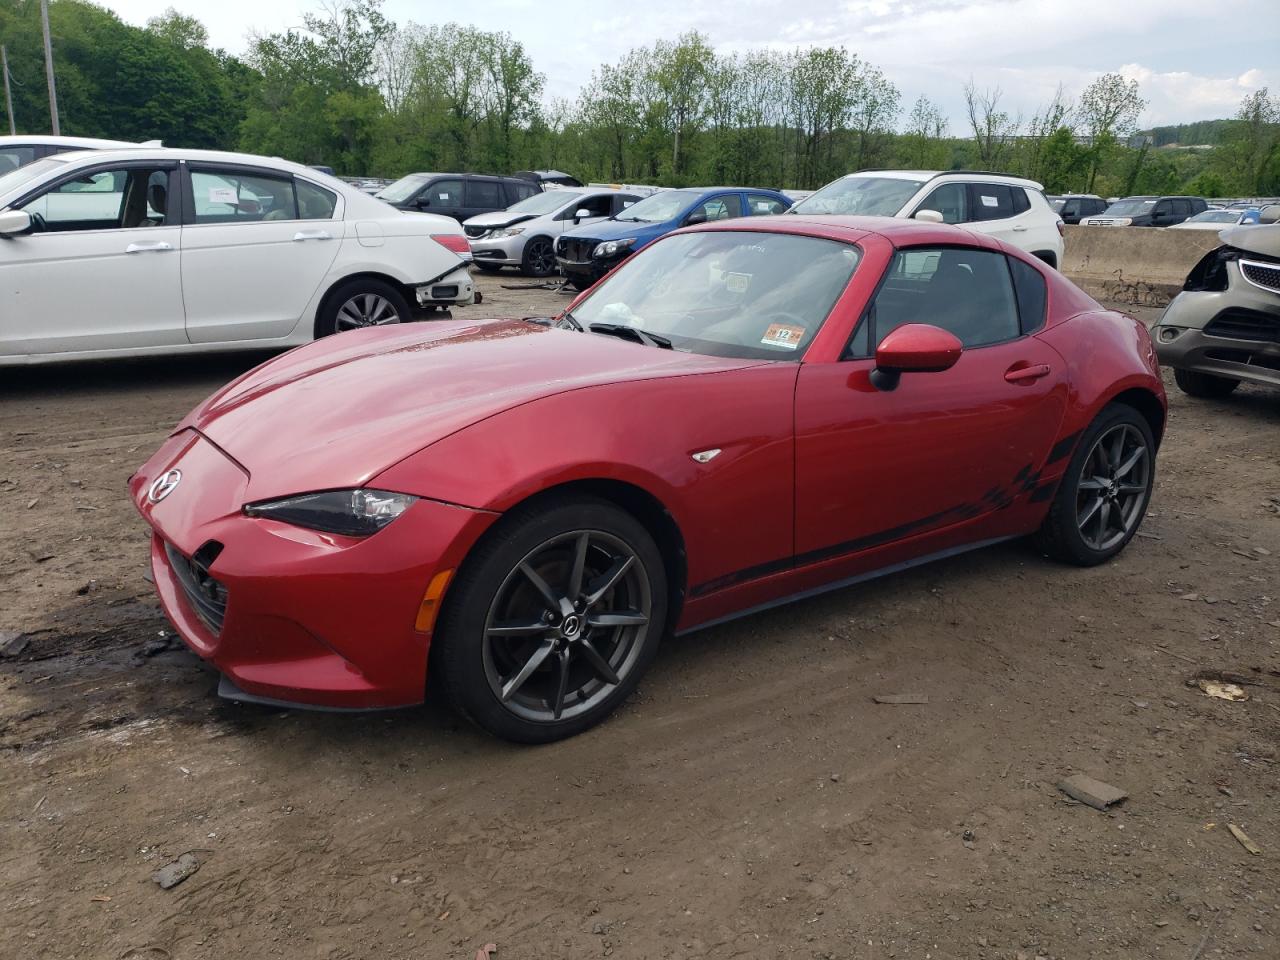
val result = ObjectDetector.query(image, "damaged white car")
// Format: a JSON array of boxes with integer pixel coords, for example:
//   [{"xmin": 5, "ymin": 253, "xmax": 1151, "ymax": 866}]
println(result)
[{"xmin": 0, "ymin": 147, "xmax": 474, "ymax": 365}]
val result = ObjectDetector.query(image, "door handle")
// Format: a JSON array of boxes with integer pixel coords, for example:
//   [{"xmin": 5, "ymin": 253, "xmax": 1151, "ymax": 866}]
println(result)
[
  {"xmin": 293, "ymin": 229, "xmax": 332, "ymax": 241},
  {"xmin": 126, "ymin": 241, "xmax": 173, "ymax": 253},
  {"xmin": 1005, "ymin": 363, "xmax": 1051, "ymax": 383}
]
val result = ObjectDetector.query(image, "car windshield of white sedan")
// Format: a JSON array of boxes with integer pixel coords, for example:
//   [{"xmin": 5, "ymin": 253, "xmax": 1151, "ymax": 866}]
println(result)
[
  {"xmin": 789, "ymin": 176, "xmax": 922, "ymax": 216},
  {"xmin": 567, "ymin": 231, "xmax": 860, "ymax": 360},
  {"xmin": 613, "ymin": 190, "xmax": 699, "ymax": 222}
]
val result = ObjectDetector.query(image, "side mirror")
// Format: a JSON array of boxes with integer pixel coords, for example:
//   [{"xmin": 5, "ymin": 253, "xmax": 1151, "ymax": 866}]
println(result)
[
  {"xmin": 684, "ymin": 211, "xmax": 708, "ymax": 226},
  {"xmin": 913, "ymin": 209, "xmax": 945, "ymax": 223},
  {"xmin": 871, "ymin": 323, "xmax": 963, "ymax": 391},
  {"xmin": 0, "ymin": 208, "xmax": 31, "ymax": 236},
  {"xmin": 415, "ymin": 196, "xmax": 431, "ymax": 208},
  {"xmin": 574, "ymin": 208, "xmax": 591, "ymax": 221}
]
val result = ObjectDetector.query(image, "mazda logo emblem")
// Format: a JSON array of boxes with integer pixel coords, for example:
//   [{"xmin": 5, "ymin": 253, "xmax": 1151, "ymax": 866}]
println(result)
[{"xmin": 148, "ymin": 469, "xmax": 182, "ymax": 504}]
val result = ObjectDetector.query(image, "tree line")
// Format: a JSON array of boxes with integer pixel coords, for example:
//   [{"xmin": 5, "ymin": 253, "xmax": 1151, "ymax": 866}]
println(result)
[{"xmin": 2, "ymin": 0, "xmax": 1277, "ymax": 196}]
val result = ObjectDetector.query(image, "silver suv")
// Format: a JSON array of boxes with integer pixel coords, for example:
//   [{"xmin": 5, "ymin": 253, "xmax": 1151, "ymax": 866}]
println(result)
[{"xmin": 465, "ymin": 189, "xmax": 640, "ymax": 277}]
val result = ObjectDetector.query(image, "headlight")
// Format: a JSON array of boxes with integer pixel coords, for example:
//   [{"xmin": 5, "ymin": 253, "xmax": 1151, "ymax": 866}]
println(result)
[
  {"xmin": 488, "ymin": 226, "xmax": 526, "ymax": 239},
  {"xmin": 594, "ymin": 238, "xmax": 636, "ymax": 258},
  {"xmin": 244, "ymin": 489, "xmax": 417, "ymax": 537}
]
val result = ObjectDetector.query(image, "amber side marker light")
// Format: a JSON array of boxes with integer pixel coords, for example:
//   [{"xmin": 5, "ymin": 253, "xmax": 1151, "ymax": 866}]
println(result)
[{"xmin": 415, "ymin": 569, "xmax": 454, "ymax": 632}]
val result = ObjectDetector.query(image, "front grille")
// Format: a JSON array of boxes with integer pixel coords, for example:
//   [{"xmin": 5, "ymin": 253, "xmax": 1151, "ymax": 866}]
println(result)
[
  {"xmin": 557, "ymin": 237, "xmax": 598, "ymax": 262},
  {"xmin": 1204, "ymin": 308, "xmax": 1280, "ymax": 344},
  {"xmin": 1240, "ymin": 259, "xmax": 1280, "ymax": 295},
  {"xmin": 464, "ymin": 224, "xmax": 488, "ymax": 239},
  {"xmin": 165, "ymin": 540, "xmax": 228, "ymax": 635}
]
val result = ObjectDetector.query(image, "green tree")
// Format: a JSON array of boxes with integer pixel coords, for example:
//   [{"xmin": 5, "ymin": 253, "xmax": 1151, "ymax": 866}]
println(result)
[{"xmin": 1078, "ymin": 73, "xmax": 1146, "ymax": 190}]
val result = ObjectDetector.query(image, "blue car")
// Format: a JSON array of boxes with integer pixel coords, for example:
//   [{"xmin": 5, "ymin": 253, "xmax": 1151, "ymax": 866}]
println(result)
[{"xmin": 555, "ymin": 186, "xmax": 792, "ymax": 289}]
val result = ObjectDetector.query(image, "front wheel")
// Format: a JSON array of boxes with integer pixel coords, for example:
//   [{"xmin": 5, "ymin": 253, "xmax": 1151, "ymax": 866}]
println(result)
[
  {"xmin": 432, "ymin": 497, "xmax": 668, "ymax": 743},
  {"xmin": 521, "ymin": 236, "xmax": 557, "ymax": 277},
  {"xmin": 316, "ymin": 279, "xmax": 411, "ymax": 337},
  {"xmin": 1174, "ymin": 368, "xmax": 1239, "ymax": 399},
  {"xmin": 1035, "ymin": 404, "xmax": 1156, "ymax": 566}
]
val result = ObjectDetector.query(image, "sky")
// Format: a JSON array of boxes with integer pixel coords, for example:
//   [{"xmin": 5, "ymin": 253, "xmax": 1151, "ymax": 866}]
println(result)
[{"xmin": 103, "ymin": 0, "xmax": 1278, "ymax": 130}]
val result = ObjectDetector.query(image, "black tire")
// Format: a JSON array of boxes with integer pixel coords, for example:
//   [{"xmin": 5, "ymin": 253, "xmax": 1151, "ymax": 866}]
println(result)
[
  {"xmin": 568, "ymin": 276, "xmax": 594, "ymax": 292},
  {"xmin": 520, "ymin": 236, "xmax": 557, "ymax": 277},
  {"xmin": 1035, "ymin": 403, "xmax": 1156, "ymax": 566},
  {"xmin": 1174, "ymin": 368, "xmax": 1239, "ymax": 399},
  {"xmin": 316, "ymin": 278, "xmax": 411, "ymax": 338},
  {"xmin": 432, "ymin": 496, "xmax": 668, "ymax": 743},
  {"xmin": 474, "ymin": 262, "xmax": 502, "ymax": 274}
]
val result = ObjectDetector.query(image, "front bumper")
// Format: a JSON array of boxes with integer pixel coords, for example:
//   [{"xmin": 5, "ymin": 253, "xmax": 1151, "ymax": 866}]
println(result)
[
  {"xmin": 555, "ymin": 251, "xmax": 630, "ymax": 283},
  {"xmin": 468, "ymin": 234, "xmax": 525, "ymax": 266},
  {"xmin": 414, "ymin": 266, "xmax": 475, "ymax": 307},
  {"xmin": 1155, "ymin": 271, "xmax": 1280, "ymax": 388},
  {"xmin": 130, "ymin": 430, "xmax": 497, "ymax": 709}
]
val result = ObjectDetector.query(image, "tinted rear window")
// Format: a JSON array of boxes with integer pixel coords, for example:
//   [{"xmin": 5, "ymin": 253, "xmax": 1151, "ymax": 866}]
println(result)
[{"xmin": 1010, "ymin": 257, "xmax": 1047, "ymax": 333}]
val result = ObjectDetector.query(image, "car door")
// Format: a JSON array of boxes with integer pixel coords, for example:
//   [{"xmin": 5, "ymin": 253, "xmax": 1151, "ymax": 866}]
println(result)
[
  {"xmin": 0, "ymin": 160, "xmax": 185, "ymax": 357},
  {"xmin": 181, "ymin": 164, "xmax": 342, "ymax": 344},
  {"xmin": 463, "ymin": 177, "xmax": 507, "ymax": 220},
  {"xmin": 794, "ymin": 245, "xmax": 1067, "ymax": 561},
  {"xmin": 965, "ymin": 183, "xmax": 1025, "ymax": 243},
  {"xmin": 913, "ymin": 181, "xmax": 968, "ymax": 224},
  {"xmin": 685, "ymin": 193, "xmax": 742, "ymax": 226}
]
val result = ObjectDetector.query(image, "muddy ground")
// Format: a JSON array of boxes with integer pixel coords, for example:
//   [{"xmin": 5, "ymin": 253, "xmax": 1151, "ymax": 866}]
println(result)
[{"xmin": 1, "ymin": 276, "xmax": 1277, "ymax": 960}]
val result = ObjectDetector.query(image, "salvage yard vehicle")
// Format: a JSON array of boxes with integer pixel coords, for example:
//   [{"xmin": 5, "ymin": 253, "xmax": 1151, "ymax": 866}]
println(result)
[
  {"xmin": 1155, "ymin": 224, "xmax": 1280, "ymax": 397},
  {"xmin": 1080, "ymin": 195, "xmax": 1208, "ymax": 227},
  {"xmin": 464, "ymin": 187, "xmax": 641, "ymax": 277},
  {"xmin": 376, "ymin": 172, "xmax": 540, "ymax": 220},
  {"xmin": 790, "ymin": 170, "xmax": 1065, "ymax": 268},
  {"xmin": 1048, "ymin": 193, "xmax": 1108, "ymax": 224},
  {"xmin": 1170, "ymin": 208, "xmax": 1261, "ymax": 230},
  {"xmin": 131, "ymin": 215, "xmax": 1166, "ymax": 742},
  {"xmin": 0, "ymin": 147, "xmax": 474, "ymax": 365},
  {"xmin": 555, "ymin": 186, "xmax": 791, "ymax": 290}
]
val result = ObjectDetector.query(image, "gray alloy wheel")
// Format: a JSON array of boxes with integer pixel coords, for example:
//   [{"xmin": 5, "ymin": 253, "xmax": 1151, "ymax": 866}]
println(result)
[
  {"xmin": 1074, "ymin": 422, "xmax": 1151, "ymax": 552},
  {"xmin": 521, "ymin": 236, "xmax": 557, "ymax": 277},
  {"xmin": 481, "ymin": 529, "xmax": 652, "ymax": 723},
  {"xmin": 335, "ymin": 292, "xmax": 403, "ymax": 331}
]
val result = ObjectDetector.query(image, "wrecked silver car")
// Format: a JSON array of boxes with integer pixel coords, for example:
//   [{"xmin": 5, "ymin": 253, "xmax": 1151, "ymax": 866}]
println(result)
[{"xmin": 1155, "ymin": 222, "xmax": 1280, "ymax": 397}]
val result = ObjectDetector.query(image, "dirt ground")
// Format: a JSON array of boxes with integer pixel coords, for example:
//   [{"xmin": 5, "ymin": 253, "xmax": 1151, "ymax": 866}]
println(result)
[{"xmin": 1, "ymin": 274, "xmax": 1277, "ymax": 960}]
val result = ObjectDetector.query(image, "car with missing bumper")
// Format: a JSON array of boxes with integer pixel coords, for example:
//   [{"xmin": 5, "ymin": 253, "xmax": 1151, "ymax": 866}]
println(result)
[
  {"xmin": 1155, "ymin": 224, "xmax": 1280, "ymax": 396},
  {"xmin": 132, "ymin": 215, "xmax": 1164, "ymax": 743},
  {"xmin": 555, "ymin": 186, "xmax": 792, "ymax": 290},
  {"xmin": 464, "ymin": 188, "xmax": 641, "ymax": 277},
  {"xmin": 0, "ymin": 147, "xmax": 474, "ymax": 365}
]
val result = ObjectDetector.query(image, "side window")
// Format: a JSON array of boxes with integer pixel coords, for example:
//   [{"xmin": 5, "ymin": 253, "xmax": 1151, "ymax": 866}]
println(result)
[
  {"xmin": 20, "ymin": 167, "xmax": 169, "ymax": 231},
  {"xmin": 427, "ymin": 178, "xmax": 463, "ymax": 209},
  {"xmin": 577, "ymin": 194, "xmax": 613, "ymax": 218},
  {"xmin": 614, "ymin": 195, "xmax": 638, "ymax": 214},
  {"xmin": 852, "ymin": 247, "xmax": 1021, "ymax": 355},
  {"xmin": 747, "ymin": 193, "xmax": 788, "ymax": 215},
  {"xmin": 191, "ymin": 169, "xmax": 298, "ymax": 223},
  {"xmin": 1152, "ymin": 200, "xmax": 1172, "ymax": 217},
  {"xmin": 918, "ymin": 182, "xmax": 968, "ymax": 224},
  {"xmin": 1011, "ymin": 188, "xmax": 1031, "ymax": 215},
  {"xmin": 508, "ymin": 181, "xmax": 538, "ymax": 202},
  {"xmin": 1171, "ymin": 199, "xmax": 1191, "ymax": 218},
  {"xmin": 970, "ymin": 184, "xmax": 1016, "ymax": 221},
  {"xmin": 1061, "ymin": 201, "xmax": 1078, "ymax": 218},
  {"xmin": 694, "ymin": 194, "xmax": 742, "ymax": 222},
  {"xmin": 0, "ymin": 146, "xmax": 35, "ymax": 174},
  {"xmin": 1009, "ymin": 257, "xmax": 1047, "ymax": 333},
  {"xmin": 465, "ymin": 179, "xmax": 505, "ymax": 208},
  {"xmin": 296, "ymin": 180, "xmax": 338, "ymax": 220}
]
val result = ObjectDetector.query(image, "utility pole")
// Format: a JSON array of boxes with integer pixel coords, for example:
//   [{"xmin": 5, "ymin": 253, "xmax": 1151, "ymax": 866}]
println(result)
[
  {"xmin": 1, "ymin": 46, "xmax": 14, "ymax": 136},
  {"xmin": 41, "ymin": 0, "xmax": 60, "ymax": 135}
]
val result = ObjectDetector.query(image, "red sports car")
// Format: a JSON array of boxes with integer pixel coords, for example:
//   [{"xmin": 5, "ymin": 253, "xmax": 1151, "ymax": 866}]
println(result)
[{"xmin": 131, "ymin": 216, "xmax": 1165, "ymax": 742}]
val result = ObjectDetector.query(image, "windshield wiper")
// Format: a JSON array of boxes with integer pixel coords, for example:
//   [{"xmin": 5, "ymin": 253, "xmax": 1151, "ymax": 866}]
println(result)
[
  {"xmin": 556, "ymin": 311, "xmax": 584, "ymax": 331},
  {"xmin": 589, "ymin": 322, "xmax": 672, "ymax": 349}
]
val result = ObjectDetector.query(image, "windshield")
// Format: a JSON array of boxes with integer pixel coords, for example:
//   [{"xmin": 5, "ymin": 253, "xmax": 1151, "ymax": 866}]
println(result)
[
  {"xmin": 508, "ymin": 190, "xmax": 581, "ymax": 216},
  {"xmin": 614, "ymin": 190, "xmax": 699, "ymax": 223},
  {"xmin": 567, "ymin": 231, "xmax": 861, "ymax": 360},
  {"xmin": 1103, "ymin": 198, "xmax": 1157, "ymax": 216},
  {"xmin": 376, "ymin": 174, "xmax": 427, "ymax": 203},
  {"xmin": 1185, "ymin": 209, "xmax": 1239, "ymax": 223},
  {"xmin": 789, "ymin": 176, "xmax": 923, "ymax": 216},
  {"xmin": 0, "ymin": 157, "xmax": 66, "ymax": 202}
]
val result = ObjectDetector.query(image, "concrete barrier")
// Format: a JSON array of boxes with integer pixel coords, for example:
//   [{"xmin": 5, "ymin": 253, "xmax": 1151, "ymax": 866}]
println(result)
[{"xmin": 1061, "ymin": 225, "xmax": 1223, "ymax": 307}]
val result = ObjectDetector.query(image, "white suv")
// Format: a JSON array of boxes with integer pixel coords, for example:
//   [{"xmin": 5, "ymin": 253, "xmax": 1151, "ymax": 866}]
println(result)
[{"xmin": 789, "ymin": 170, "xmax": 1065, "ymax": 268}]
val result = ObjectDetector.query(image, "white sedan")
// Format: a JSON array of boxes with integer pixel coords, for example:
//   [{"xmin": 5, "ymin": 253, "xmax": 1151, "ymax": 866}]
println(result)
[{"xmin": 0, "ymin": 147, "xmax": 474, "ymax": 365}]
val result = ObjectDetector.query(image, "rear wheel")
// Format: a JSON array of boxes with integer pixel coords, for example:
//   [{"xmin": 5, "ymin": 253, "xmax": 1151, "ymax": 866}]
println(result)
[
  {"xmin": 433, "ymin": 497, "xmax": 667, "ymax": 743},
  {"xmin": 316, "ymin": 279, "xmax": 411, "ymax": 338},
  {"xmin": 521, "ymin": 236, "xmax": 557, "ymax": 277},
  {"xmin": 1174, "ymin": 368, "xmax": 1239, "ymax": 399},
  {"xmin": 1036, "ymin": 404, "xmax": 1156, "ymax": 566}
]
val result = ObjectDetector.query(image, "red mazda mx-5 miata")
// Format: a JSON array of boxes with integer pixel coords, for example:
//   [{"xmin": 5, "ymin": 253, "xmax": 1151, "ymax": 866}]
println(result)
[{"xmin": 131, "ymin": 216, "xmax": 1166, "ymax": 742}]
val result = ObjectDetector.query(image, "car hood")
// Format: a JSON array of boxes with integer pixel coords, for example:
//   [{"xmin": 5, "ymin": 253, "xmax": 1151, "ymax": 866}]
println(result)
[
  {"xmin": 563, "ymin": 217, "xmax": 669, "ymax": 242},
  {"xmin": 1221, "ymin": 223, "xmax": 1280, "ymax": 258},
  {"xmin": 464, "ymin": 211, "xmax": 540, "ymax": 229},
  {"xmin": 183, "ymin": 320, "xmax": 763, "ymax": 501}
]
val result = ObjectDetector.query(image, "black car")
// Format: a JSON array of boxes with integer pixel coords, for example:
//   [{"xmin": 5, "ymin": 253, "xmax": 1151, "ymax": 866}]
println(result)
[
  {"xmin": 1048, "ymin": 194, "xmax": 1108, "ymax": 224},
  {"xmin": 376, "ymin": 173, "xmax": 541, "ymax": 221},
  {"xmin": 1081, "ymin": 195, "xmax": 1209, "ymax": 227}
]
